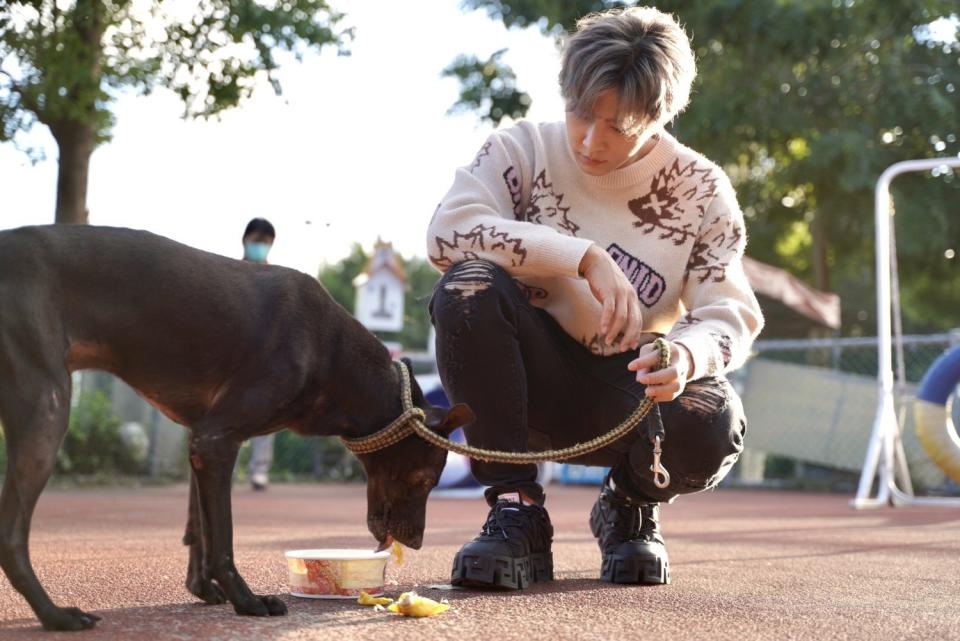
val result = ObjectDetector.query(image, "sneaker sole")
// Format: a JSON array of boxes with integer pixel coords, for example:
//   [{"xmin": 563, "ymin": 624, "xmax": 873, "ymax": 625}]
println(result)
[
  {"xmin": 600, "ymin": 553, "xmax": 670, "ymax": 585},
  {"xmin": 451, "ymin": 551, "xmax": 553, "ymax": 590}
]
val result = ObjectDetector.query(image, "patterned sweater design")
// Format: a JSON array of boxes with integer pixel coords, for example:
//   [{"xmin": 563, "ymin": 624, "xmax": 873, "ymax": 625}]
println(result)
[{"xmin": 426, "ymin": 120, "xmax": 764, "ymax": 378}]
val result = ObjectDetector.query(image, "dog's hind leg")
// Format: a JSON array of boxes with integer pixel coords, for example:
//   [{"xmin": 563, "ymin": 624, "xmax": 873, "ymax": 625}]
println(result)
[
  {"xmin": 0, "ymin": 371, "xmax": 101, "ymax": 631},
  {"xmin": 183, "ymin": 468, "xmax": 226, "ymax": 604},
  {"xmin": 188, "ymin": 429, "xmax": 287, "ymax": 617}
]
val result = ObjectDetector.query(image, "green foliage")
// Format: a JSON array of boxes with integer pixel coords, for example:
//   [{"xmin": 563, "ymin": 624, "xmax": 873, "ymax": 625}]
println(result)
[
  {"xmin": 462, "ymin": 0, "xmax": 626, "ymax": 34},
  {"xmin": 317, "ymin": 245, "xmax": 441, "ymax": 351},
  {"xmin": 272, "ymin": 430, "xmax": 316, "ymax": 477},
  {"xmin": 399, "ymin": 255, "xmax": 442, "ymax": 351},
  {"xmin": 443, "ymin": 49, "xmax": 532, "ymax": 126},
  {"xmin": 311, "ymin": 439, "xmax": 364, "ymax": 482},
  {"xmin": 235, "ymin": 432, "xmax": 364, "ymax": 482},
  {"xmin": 273, "ymin": 433, "xmax": 364, "ymax": 481},
  {"xmin": 58, "ymin": 390, "xmax": 141, "ymax": 475},
  {"xmin": 1, "ymin": 0, "xmax": 351, "ymax": 151},
  {"xmin": 669, "ymin": 0, "xmax": 960, "ymax": 336},
  {"xmin": 453, "ymin": 1, "xmax": 960, "ymax": 335},
  {"xmin": 318, "ymin": 243, "xmax": 369, "ymax": 311},
  {"xmin": 764, "ymin": 455, "xmax": 797, "ymax": 480}
]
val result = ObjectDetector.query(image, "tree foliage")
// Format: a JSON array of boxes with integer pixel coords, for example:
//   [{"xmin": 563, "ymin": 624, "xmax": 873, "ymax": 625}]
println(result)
[
  {"xmin": 57, "ymin": 390, "xmax": 140, "ymax": 475},
  {"xmin": 0, "ymin": 0, "xmax": 350, "ymax": 221},
  {"xmin": 451, "ymin": 1, "xmax": 960, "ymax": 335},
  {"xmin": 318, "ymin": 244, "xmax": 441, "ymax": 351},
  {"xmin": 442, "ymin": 48, "xmax": 531, "ymax": 125},
  {"xmin": 317, "ymin": 242, "xmax": 369, "ymax": 313}
]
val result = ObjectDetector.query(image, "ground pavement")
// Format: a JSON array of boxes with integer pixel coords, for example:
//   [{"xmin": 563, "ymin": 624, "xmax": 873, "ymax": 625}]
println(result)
[{"xmin": 0, "ymin": 483, "xmax": 957, "ymax": 640}]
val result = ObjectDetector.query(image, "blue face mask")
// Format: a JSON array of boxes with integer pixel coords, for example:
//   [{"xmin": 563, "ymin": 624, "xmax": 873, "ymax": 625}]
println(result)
[{"xmin": 244, "ymin": 242, "xmax": 271, "ymax": 263}]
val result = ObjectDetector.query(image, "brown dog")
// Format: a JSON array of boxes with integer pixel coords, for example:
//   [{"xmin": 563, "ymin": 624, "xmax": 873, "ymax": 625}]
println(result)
[{"xmin": 0, "ymin": 225, "xmax": 472, "ymax": 631}]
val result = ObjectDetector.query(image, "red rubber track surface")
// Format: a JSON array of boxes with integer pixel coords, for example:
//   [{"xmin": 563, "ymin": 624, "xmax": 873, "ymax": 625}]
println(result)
[{"xmin": 1, "ymin": 484, "xmax": 958, "ymax": 640}]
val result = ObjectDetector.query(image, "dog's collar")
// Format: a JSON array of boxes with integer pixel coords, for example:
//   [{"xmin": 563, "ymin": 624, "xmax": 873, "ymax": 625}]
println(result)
[{"xmin": 339, "ymin": 361, "xmax": 426, "ymax": 455}]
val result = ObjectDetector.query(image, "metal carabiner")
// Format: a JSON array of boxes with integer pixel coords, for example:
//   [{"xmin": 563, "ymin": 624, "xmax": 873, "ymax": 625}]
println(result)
[{"xmin": 650, "ymin": 435, "xmax": 671, "ymax": 489}]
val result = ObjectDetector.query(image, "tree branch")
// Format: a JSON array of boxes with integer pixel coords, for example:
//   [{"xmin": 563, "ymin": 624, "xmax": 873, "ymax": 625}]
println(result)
[{"xmin": 0, "ymin": 68, "xmax": 45, "ymax": 123}]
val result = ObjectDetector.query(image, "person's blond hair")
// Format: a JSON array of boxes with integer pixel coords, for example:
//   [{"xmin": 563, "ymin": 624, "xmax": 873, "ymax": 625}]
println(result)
[{"xmin": 559, "ymin": 6, "xmax": 696, "ymax": 133}]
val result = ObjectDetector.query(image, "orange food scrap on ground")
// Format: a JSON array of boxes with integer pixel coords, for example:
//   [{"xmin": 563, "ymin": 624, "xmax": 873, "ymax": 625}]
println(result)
[
  {"xmin": 386, "ymin": 591, "xmax": 450, "ymax": 617},
  {"xmin": 358, "ymin": 591, "xmax": 394, "ymax": 606}
]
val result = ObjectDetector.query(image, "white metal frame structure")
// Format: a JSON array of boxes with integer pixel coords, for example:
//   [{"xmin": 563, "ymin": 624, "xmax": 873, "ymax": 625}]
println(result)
[{"xmin": 853, "ymin": 156, "xmax": 960, "ymax": 509}]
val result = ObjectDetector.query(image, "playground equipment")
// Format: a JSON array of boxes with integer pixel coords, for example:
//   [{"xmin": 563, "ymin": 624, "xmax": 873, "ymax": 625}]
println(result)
[
  {"xmin": 853, "ymin": 156, "xmax": 960, "ymax": 509},
  {"xmin": 914, "ymin": 346, "xmax": 960, "ymax": 484}
]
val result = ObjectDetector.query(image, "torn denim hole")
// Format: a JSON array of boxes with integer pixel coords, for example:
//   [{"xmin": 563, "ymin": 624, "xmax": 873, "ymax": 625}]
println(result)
[
  {"xmin": 676, "ymin": 380, "xmax": 729, "ymax": 419},
  {"xmin": 443, "ymin": 281, "xmax": 491, "ymax": 298},
  {"xmin": 442, "ymin": 261, "xmax": 496, "ymax": 299}
]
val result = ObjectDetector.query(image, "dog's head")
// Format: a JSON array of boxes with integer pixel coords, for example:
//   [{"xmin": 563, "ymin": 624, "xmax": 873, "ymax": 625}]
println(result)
[{"xmin": 356, "ymin": 360, "xmax": 474, "ymax": 551}]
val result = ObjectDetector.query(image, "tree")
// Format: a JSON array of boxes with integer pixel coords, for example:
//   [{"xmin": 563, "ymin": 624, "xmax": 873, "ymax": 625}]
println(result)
[
  {"xmin": 318, "ymin": 242, "xmax": 368, "ymax": 312},
  {"xmin": 317, "ymin": 245, "xmax": 440, "ymax": 351},
  {"xmin": 0, "ymin": 1, "xmax": 350, "ymax": 223},
  {"xmin": 399, "ymin": 255, "xmax": 443, "ymax": 352},
  {"xmin": 449, "ymin": 1, "xmax": 960, "ymax": 334}
]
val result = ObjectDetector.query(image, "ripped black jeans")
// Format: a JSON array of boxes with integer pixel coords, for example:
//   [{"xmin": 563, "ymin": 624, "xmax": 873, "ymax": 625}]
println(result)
[{"xmin": 429, "ymin": 260, "xmax": 746, "ymax": 507}]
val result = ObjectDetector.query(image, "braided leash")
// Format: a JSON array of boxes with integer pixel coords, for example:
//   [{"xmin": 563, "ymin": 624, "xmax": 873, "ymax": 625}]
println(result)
[
  {"xmin": 342, "ymin": 338, "xmax": 672, "ymax": 487},
  {"xmin": 338, "ymin": 366, "xmax": 426, "ymax": 455}
]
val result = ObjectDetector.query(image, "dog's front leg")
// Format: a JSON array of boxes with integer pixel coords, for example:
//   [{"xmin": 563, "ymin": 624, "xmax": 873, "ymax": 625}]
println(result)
[
  {"xmin": 189, "ymin": 433, "xmax": 287, "ymax": 617},
  {"xmin": 183, "ymin": 469, "xmax": 226, "ymax": 605}
]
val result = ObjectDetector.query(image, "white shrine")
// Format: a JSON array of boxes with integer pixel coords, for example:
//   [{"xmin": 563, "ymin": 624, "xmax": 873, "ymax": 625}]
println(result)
[{"xmin": 353, "ymin": 238, "xmax": 406, "ymax": 333}]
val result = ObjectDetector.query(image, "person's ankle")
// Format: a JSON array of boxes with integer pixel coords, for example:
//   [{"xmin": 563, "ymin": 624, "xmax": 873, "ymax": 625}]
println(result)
[{"xmin": 497, "ymin": 491, "xmax": 539, "ymax": 506}]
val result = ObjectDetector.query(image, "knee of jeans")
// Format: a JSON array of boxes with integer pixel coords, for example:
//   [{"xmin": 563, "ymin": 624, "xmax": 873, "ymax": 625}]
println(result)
[
  {"xmin": 430, "ymin": 259, "xmax": 513, "ymax": 323},
  {"xmin": 632, "ymin": 381, "xmax": 747, "ymax": 493},
  {"xmin": 676, "ymin": 395, "xmax": 745, "ymax": 491},
  {"xmin": 683, "ymin": 411, "xmax": 745, "ymax": 491}
]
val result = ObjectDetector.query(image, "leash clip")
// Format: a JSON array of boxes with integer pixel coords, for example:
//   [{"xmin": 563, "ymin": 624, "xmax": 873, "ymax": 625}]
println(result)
[{"xmin": 650, "ymin": 435, "xmax": 671, "ymax": 489}]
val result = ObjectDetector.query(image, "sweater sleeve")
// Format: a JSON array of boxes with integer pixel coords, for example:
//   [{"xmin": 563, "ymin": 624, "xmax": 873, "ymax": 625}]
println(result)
[
  {"xmin": 426, "ymin": 125, "xmax": 594, "ymax": 278},
  {"xmin": 668, "ymin": 177, "xmax": 764, "ymax": 378}
]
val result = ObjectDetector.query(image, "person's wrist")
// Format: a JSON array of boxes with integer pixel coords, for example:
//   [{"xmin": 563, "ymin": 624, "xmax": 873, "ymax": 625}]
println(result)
[
  {"xmin": 677, "ymin": 342, "xmax": 695, "ymax": 380},
  {"xmin": 578, "ymin": 244, "xmax": 601, "ymax": 278}
]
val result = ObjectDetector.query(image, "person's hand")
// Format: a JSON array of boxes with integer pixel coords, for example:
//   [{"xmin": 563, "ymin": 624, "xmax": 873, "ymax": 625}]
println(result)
[
  {"xmin": 578, "ymin": 244, "xmax": 642, "ymax": 351},
  {"xmin": 628, "ymin": 340, "xmax": 694, "ymax": 402}
]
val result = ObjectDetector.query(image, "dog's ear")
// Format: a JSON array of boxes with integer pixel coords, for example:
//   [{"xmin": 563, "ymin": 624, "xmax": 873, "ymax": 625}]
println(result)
[{"xmin": 423, "ymin": 403, "xmax": 475, "ymax": 436}]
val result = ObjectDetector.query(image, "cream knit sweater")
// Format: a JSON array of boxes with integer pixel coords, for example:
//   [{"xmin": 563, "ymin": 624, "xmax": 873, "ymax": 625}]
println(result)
[{"xmin": 426, "ymin": 120, "xmax": 764, "ymax": 378}]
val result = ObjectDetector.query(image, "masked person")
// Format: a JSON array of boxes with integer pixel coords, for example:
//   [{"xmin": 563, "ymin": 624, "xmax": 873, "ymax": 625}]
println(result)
[
  {"xmin": 242, "ymin": 217, "xmax": 276, "ymax": 490},
  {"xmin": 427, "ymin": 7, "xmax": 763, "ymax": 589}
]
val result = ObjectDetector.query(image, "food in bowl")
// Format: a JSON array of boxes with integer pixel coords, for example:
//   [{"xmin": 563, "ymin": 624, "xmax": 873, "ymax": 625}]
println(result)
[{"xmin": 285, "ymin": 549, "xmax": 391, "ymax": 599}]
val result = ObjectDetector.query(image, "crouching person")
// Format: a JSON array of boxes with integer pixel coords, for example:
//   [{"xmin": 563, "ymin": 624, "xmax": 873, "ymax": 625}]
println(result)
[{"xmin": 426, "ymin": 6, "xmax": 763, "ymax": 589}]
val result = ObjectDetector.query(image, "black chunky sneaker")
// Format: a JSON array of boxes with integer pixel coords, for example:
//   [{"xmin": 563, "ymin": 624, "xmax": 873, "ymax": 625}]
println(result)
[
  {"xmin": 451, "ymin": 497, "xmax": 554, "ymax": 589},
  {"xmin": 589, "ymin": 482, "xmax": 670, "ymax": 584}
]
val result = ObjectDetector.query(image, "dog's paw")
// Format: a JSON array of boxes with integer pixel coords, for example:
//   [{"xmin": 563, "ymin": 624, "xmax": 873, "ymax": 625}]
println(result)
[
  {"xmin": 232, "ymin": 595, "xmax": 288, "ymax": 617},
  {"xmin": 41, "ymin": 606, "xmax": 102, "ymax": 631},
  {"xmin": 262, "ymin": 595, "xmax": 288, "ymax": 616},
  {"xmin": 232, "ymin": 596, "xmax": 269, "ymax": 617},
  {"xmin": 187, "ymin": 577, "xmax": 227, "ymax": 605}
]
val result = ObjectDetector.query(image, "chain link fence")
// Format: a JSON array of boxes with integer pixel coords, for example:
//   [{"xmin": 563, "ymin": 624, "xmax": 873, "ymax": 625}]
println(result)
[
  {"xmin": 733, "ymin": 331, "xmax": 960, "ymax": 494},
  {"xmin": 3, "ymin": 335, "xmax": 957, "ymax": 494}
]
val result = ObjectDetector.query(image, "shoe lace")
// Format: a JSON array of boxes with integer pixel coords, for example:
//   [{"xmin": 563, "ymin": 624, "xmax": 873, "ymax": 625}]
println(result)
[
  {"xmin": 638, "ymin": 504, "xmax": 659, "ymax": 541},
  {"xmin": 602, "ymin": 490, "xmax": 660, "ymax": 543},
  {"xmin": 481, "ymin": 502, "xmax": 544, "ymax": 541},
  {"xmin": 607, "ymin": 499, "xmax": 641, "ymax": 542}
]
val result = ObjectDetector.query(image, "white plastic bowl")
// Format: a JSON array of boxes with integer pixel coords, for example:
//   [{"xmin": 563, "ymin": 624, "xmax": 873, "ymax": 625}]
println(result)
[{"xmin": 284, "ymin": 549, "xmax": 391, "ymax": 599}]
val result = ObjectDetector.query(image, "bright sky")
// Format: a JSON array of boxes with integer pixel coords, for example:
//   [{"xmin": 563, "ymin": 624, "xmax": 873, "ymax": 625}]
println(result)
[{"xmin": 0, "ymin": 1, "xmax": 566, "ymax": 275}]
